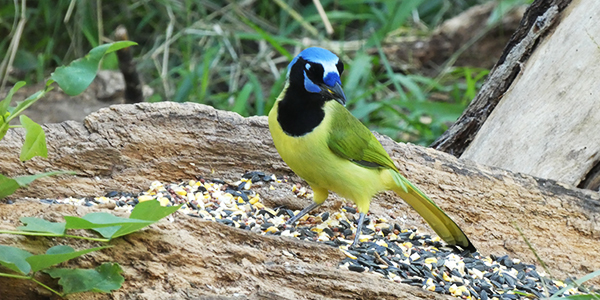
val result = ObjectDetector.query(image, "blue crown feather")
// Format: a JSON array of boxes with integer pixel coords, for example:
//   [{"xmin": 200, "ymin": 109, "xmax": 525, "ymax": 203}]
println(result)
[
  {"xmin": 288, "ymin": 47, "xmax": 341, "ymax": 88},
  {"xmin": 288, "ymin": 47, "xmax": 339, "ymax": 72}
]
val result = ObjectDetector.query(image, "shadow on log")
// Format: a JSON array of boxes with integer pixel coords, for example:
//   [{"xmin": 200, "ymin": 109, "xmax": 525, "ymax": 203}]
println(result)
[{"xmin": 0, "ymin": 102, "xmax": 598, "ymax": 299}]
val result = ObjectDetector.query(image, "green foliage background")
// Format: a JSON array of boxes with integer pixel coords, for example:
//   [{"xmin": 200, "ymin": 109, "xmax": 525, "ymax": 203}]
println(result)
[{"xmin": 0, "ymin": 0, "xmax": 529, "ymax": 145}]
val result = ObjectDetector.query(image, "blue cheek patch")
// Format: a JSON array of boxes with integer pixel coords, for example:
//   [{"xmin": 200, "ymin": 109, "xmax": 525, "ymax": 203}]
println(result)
[
  {"xmin": 304, "ymin": 71, "xmax": 321, "ymax": 93},
  {"xmin": 323, "ymin": 72, "xmax": 341, "ymax": 87}
]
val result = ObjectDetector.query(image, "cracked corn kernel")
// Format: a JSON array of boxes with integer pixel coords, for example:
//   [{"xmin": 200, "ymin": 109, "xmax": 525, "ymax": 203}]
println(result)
[
  {"xmin": 311, "ymin": 227, "xmax": 323, "ymax": 233},
  {"xmin": 138, "ymin": 195, "xmax": 155, "ymax": 202},
  {"xmin": 249, "ymin": 195, "xmax": 260, "ymax": 204},
  {"xmin": 359, "ymin": 235, "xmax": 371, "ymax": 242},
  {"xmin": 342, "ymin": 250, "xmax": 357, "ymax": 260},
  {"xmin": 158, "ymin": 197, "xmax": 170, "ymax": 206},
  {"xmin": 443, "ymin": 272, "xmax": 452, "ymax": 282},
  {"xmin": 375, "ymin": 240, "xmax": 388, "ymax": 248},
  {"xmin": 424, "ymin": 257, "xmax": 437, "ymax": 265},
  {"xmin": 449, "ymin": 284, "xmax": 463, "ymax": 296},
  {"xmin": 409, "ymin": 252, "xmax": 420, "ymax": 261}
]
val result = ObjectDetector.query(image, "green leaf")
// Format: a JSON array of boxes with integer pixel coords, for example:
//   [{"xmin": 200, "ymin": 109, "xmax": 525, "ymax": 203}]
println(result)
[
  {"xmin": 0, "ymin": 171, "xmax": 66, "ymax": 199},
  {"xmin": 232, "ymin": 83, "xmax": 253, "ymax": 116},
  {"xmin": 0, "ymin": 174, "xmax": 21, "ymax": 199},
  {"xmin": 110, "ymin": 200, "xmax": 181, "ymax": 239},
  {"xmin": 64, "ymin": 212, "xmax": 152, "ymax": 239},
  {"xmin": 44, "ymin": 262, "xmax": 124, "ymax": 294},
  {"xmin": 129, "ymin": 199, "xmax": 181, "ymax": 221},
  {"xmin": 344, "ymin": 53, "xmax": 372, "ymax": 102},
  {"xmin": 0, "ymin": 122, "xmax": 8, "ymax": 143},
  {"xmin": 351, "ymin": 102, "xmax": 382, "ymax": 120},
  {"xmin": 61, "ymin": 201, "xmax": 181, "ymax": 240},
  {"xmin": 550, "ymin": 269, "xmax": 600, "ymax": 298},
  {"xmin": 46, "ymin": 245, "xmax": 76, "ymax": 255},
  {"xmin": 64, "ymin": 212, "xmax": 152, "ymax": 230},
  {"xmin": 0, "ymin": 81, "xmax": 25, "ymax": 119},
  {"xmin": 245, "ymin": 71, "xmax": 264, "ymax": 115},
  {"xmin": 18, "ymin": 217, "xmax": 66, "ymax": 235},
  {"xmin": 19, "ymin": 115, "xmax": 47, "ymax": 161},
  {"xmin": 89, "ymin": 226, "xmax": 123, "ymax": 239},
  {"xmin": 50, "ymin": 41, "xmax": 137, "ymax": 96},
  {"xmin": 198, "ymin": 46, "xmax": 218, "ymax": 102},
  {"xmin": 13, "ymin": 171, "xmax": 73, "ymax": 187},
  {"xmin": 0, "ymin": 171, "xmax": 74, "ymax": 199},
  {"xmin": 6, "ymin": 86, "xmax": 52, "ymax": 123},
  {"xmin": 26, "ymin": 245, "xmax": 110, "ymax": 273},
  {"xmin": 0, "ymin": 245, "xmax": 33, "ymax": 274},
  {"xmin": 241, "ymin": 17, "xmax": 292, "ymax": 59},
  {"xmin": 558, "ymin": 294, "xmax": 600, "ymax": 300}
]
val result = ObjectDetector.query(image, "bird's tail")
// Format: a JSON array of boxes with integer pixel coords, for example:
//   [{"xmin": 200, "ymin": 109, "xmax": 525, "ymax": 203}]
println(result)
[{"xmin": 388, "ymin": 170, "xmax": 476, "ymax": 252}]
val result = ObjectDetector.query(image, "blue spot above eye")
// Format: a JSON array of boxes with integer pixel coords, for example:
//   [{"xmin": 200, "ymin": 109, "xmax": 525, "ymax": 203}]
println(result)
[
  {"xmin": 305, "ymin": 63, "xmax": 311, "ymax": 70},
  {"xmin": 304, "ymin": 71, "xmax": 321, "ymax": 93},
  {"xmin": 323, "ymin": 72, "xmax": 341, "ymax": 87}
]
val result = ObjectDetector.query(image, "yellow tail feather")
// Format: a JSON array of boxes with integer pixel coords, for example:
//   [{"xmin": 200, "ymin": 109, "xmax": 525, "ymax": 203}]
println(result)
[{"xmin": 389, "ymin": 170, "xmax": 476, "ymax": 252}]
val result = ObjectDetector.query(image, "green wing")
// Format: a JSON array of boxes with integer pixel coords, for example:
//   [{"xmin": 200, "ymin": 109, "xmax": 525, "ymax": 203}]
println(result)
[
  {"xmin": 326, "ymin": 104, "xmax": 398, "ymax": 172},
  {"xmin": 326, "ymin": 104, "xmax": 475, "ymax": 251}
]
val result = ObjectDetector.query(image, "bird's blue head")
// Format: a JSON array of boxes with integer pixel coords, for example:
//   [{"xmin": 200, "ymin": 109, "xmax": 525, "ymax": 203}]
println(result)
[{"xmin": 287, "ymin": 47, "xmax": 346, "ymax": 105}]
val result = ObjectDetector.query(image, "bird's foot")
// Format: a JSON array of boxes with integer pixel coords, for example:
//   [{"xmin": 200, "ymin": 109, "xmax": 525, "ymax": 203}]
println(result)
[
  {"xmin": 349, "ymin": 212, "xmax": 366, "ymax": 249},
  {"xmin": 349, "ymin": 234, "xmax": 361, "ymax": 249}
]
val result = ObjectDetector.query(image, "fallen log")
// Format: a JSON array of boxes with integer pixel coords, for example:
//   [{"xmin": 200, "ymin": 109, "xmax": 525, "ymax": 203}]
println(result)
[{"xmin": 0, "ymin": 102, "xmax": 598, "ymax": 299}]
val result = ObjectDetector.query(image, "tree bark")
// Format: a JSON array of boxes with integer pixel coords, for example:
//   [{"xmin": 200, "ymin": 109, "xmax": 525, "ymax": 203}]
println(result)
[
  {"xmin": 431, "ymin": 0, "xmax": 572, "ymax": 156},
  {"xmin": 461, "ymin": 0, "xmax": 600, "ymax": 188}
]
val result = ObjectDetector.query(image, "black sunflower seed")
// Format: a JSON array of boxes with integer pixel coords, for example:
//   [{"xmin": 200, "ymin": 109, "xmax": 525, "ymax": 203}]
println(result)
[
  {"xmin": 348, "ymin": 264, "xmax": 365, "ymax": 272},
  {"xmin": 105, "ymin": 191, "xmax": 119, "ymax": 197}
]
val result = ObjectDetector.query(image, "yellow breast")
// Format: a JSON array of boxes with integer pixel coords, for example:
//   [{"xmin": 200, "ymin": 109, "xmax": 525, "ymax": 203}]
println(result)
[{"xmin": 268, "ymin": 98, "xmax": 390, "ymax": 213}]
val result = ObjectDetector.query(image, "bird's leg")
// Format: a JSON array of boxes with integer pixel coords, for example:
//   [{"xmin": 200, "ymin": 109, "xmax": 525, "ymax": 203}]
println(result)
[
  {"xmin": 285, "ymin": 202, "xmax": 322, "ymax": 226},
  {"xmin": 350, "ymin": 212, "xmax": 366, "ymax": 248}
]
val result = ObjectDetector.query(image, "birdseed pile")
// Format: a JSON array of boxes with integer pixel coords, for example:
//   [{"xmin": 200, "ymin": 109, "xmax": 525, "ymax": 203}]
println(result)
[{"xmin": 41, "ymin": 172, "xmax": 595, "ymax": 300}]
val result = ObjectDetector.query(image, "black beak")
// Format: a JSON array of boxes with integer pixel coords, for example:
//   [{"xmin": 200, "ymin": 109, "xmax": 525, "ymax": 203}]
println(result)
[{"xmin": 320, "ymin": 82, "xmax": 347, "ymax": 106}]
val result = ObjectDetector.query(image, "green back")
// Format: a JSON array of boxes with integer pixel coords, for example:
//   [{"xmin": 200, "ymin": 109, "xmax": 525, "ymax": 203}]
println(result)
[{"xmin": 326, "ymin": 103, "xmax": 399, "ymax": 172}]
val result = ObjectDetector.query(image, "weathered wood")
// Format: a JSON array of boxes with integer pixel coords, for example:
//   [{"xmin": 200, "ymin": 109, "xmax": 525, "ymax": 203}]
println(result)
[
  {"xmin": 431, "ymin": 0, "xmax": 572, "ymax": 156},
  {"xmin": 461, "ymin": 0, "xmax": 600, "ymax": 186},
  {"xmin": 0, "ymin": 201, "xmax": 455, "ymax": 300},
  {"xmin": 0, "ymin": 103, "xmax": 599, "ymax": 298}
]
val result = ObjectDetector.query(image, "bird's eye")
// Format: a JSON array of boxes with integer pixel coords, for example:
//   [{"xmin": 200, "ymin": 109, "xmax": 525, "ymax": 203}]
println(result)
[{"xmin": 301, "ymin": 60, "xmax": 324, "ymax": 84}]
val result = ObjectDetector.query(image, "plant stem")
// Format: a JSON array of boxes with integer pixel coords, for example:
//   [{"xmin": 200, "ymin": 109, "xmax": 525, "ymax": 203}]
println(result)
[
  {"xmin": 63, "ymin": 234, "xmax": 110, "ymax": 242},
  {"xmin": 0, "ymin": 272, "xmax": 63, "ymax": 297},
  {"xmin": 0, "ymin": 230, "xmax": 110, "ymax": 242},
  {"xmin": 0, "ymin": 272, "xmax": 31, "ymax": 279},
  {"xmin": 512, "ymin": 221, "xmax": 552, "ymax": 298},
  {"xmin": 31, "ymin": 277, "xmax": 63, "ymax": 297},
  {"xmin": 8, "ymin": 125, "xmax": 23, "ymax": 128}
]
